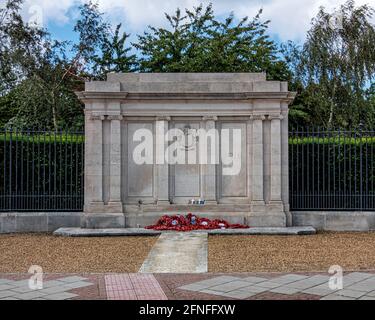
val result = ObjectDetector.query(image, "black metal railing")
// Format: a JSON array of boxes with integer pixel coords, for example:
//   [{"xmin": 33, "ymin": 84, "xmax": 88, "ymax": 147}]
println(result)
[
  {"xmin": 0, "ymin": 128, "xmax": 84, "ymax": 212},
  {"xmin": 289, "ymin": 128, "xmax": 375, "ymax": 211},
  {"xmin": 1, "ymin": 127, "xmax": 375, "ymax": 212}
]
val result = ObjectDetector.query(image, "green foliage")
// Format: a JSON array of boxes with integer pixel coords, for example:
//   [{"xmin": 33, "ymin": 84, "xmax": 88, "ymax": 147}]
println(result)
[
  {"xmin": 92, "ymin": 24, "xmax": 138, "ymax": 79},
  {"xmin": 290, "ymin": 136, "xmax": 375, "ymax": 145},
  {"xmin": 0, "ymin": 132, "xmax": 84, "ymax": 144},
  {"xmin": 0, "ymin": 0, "xmax": 85, "ymax": 129},
  {"xmin": 284, "ymin": 0, "xmax": 375, "ymax": 129},
  {"xmin": 1, "ymin": 0, "xmax": 375, "ymax": 129},
  {"xmin": 0, "ymin": 0, "xmax": 50, "ymax": 91},
  {"xmin": 73, "ymin": 1, "xmax": 111, "ymax": 68},
  {"xmin": 135, "ymin": 4, "xmax": 290, "ymax": 80}
]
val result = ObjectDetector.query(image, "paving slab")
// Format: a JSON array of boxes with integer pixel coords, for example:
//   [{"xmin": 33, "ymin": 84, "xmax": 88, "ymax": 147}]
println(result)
[
  {"xmin": 343, "ymin": 272, "xmax": 375, "ymax": 286},
  {"xmin": 10, "ymin": 286, "xmax": 34, "ymax": 294},
  {"xmin": 41, "ymin": 286, "xmax": 74, "ymax": 294},
  {"xmin": 16, "ymin": 291, "xmax": 48, "ymax": 300},
  {"xmin": 62, "ymin": 281, "xmax": 94, "ymax": 289},
  {"xmin": 57, "ymin": 276, "xmax": 89, "ymax": 283},
  {"xmin": 236, "ymin": 285, "xmax": 269, "ymax": 294},
  {"xmin": 359, "ymin": 296, "xmax": 375, "ymax": 300},
  {"xmin": 242, "ymin": 276, "xmax": 268, "ymax": 284},
  {"xmin": 0, "ymin": 284, "xmax": 15, "ymax": 291},
  {"xmin": 222, "ymin": 290, "xmax": 257, "ymax": 299},
  {"xmin": 139, "ymin": 232, "xmax": 208, "ymax": 273},
  {"xmin": 199, "ymin": 289, "xmax": 227, "ymax": 296},
  {"xmin": 0, "ymin": 290, "xmax": 15, "ymax": 299},
  {"xmin": 335, "ymin": 289, "xmax": 367, "ymax": 299},
  {"xmin": 208, "ymin": 281, "xmax": 252, "ymax": 293},
  {"xmin": 179, "ymin": 276, "xmax": 240, "ymax": 291},
  {"xmin": 366, "ymin": 290, "xmax": 375, "ymax": 297},
  {"xmin": 45, "ymin": 292, "xmax": 78, "ymax": 300},
  {"xmin": 270, "ymin": 274, "xmax": 309, "ymax": 284},
  {"xmin": 54, "ymin": 226, "xmax": 316, "ymax": 237},
  {"xmin": 321, "ymin": 294, "xmax": 354, "ymax": 300},
  {"xmin": 303, "ymin": 286, "xmax": 336, "ymax": 296},
  {"xmin": 11, "ymin": 280, "xmax": 30, "ymax": 287},
  {"xmin": 347, "ymin": 279, "xmax": 375, "ymax": 292},
  {"xmin": 43, "ymin": 280, "xmax": 66, "ymax": 288},
  {"xmin": 254, "ymin": 281, "xmax": 282, "ymax": 289},
  {"xmin": 288, "ymin": 275, "xmax": 329, "ymax": 289},
  {"xmin": 270, "ymin": 286, "xmax": 301, "ymax": 295}
]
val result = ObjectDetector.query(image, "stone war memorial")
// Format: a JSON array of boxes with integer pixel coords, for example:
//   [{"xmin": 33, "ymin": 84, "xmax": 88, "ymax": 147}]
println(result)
[{"xmin": 77, "ymin": 73, "xmax": 296, "ymax": 229}]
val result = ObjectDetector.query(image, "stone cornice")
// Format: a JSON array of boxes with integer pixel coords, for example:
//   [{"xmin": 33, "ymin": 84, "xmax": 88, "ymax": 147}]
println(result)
[{"xmin": 76, "ymin": 91, "xmax": 296, "ymax": 102}]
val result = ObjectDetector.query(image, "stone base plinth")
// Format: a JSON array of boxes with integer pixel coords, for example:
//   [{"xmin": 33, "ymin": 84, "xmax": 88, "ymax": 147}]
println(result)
[
  {"xmin": 246, "ymin": 212, "xmax": 287, "ymax": 228},
  {"xmin": 83, "ymin": 201, "xmax": 289, "ymax": 228},
  {"xmin": 82, "ymin": 213, "xmax": 125, "ymax": 229}
]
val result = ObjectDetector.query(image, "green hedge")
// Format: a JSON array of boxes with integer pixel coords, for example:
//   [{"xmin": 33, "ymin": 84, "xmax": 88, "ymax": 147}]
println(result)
[
  {"xmin": 289, "ymin": 136, "xmax": 375, "ymax": 145},
  {"xmin": 0, "ymin": 133, "xmax": 84, "ymax": 144}
]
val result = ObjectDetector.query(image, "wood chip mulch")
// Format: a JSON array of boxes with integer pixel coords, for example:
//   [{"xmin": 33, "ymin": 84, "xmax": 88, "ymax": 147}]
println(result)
[
  {"xmin": 0, "ymin": 234, "xmax": 157, "ymax": 273},
  {"xmin": 208, "ymin": 232, "xmax": 375, "ymax": 273}
]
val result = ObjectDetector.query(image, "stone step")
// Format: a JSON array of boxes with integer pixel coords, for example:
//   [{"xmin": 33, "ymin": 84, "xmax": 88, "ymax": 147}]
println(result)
[{"xmin": 53, "ymin": 226, "xmax": 316, "ymax": 237}]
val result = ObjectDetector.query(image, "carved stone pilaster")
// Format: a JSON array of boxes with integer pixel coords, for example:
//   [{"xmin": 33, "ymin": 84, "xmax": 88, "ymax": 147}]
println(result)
[
  {"xmin": 156, "ymin": 116, "xmax": 171, "ymax": 122},
  {"xmin": 251, "ymin": 114, "xmax": 266, "ymax": 206},
  {"xmin": 250, "ymin": 114, "xmax": 267, "ymax": 121},
  {"xmin": 107, "ymin": 115, "xmax": 124, "ymax": 121},
  {"xmin": 155, "ymin": 116, "xmax": 170, "ymax": 205},
  {"xmin": 90, "ymin": 114, "xmax": 106, "ymax": 121},
  {"xmin": 202, "ymin": 115, "xmax": 218, "ymax": 122},
  {"xmin": 202, "ymin": 116, "xmax": 218, "ymax": 204},
  {"xmin": 269, "ymin": 113, "xmax": 283, "ymax": 203},
  {"xmin": 268, "ymin": 114, "xmax": 284, "ymax": 121}
]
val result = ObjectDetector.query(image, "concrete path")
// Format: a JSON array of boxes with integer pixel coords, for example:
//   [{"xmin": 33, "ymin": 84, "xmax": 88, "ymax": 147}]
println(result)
[{"xmin": 139, "ymin": 232, "xmax": 208, "ymax": 273}]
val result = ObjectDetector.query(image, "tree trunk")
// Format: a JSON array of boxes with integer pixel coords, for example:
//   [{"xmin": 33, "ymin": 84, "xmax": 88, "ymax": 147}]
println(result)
[
  {"xmin": 50, "ymin": 90, "xmax": 58, "ymax": 130},
  {"xmin": 328, "ymin": 82, "xmax": 336, "ymax": 128}
]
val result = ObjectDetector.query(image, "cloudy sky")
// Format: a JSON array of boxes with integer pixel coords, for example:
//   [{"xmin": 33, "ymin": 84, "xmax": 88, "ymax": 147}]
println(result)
[{"xmin": 4, "ymin": 0, "xmax": 375, "ymax": 44}]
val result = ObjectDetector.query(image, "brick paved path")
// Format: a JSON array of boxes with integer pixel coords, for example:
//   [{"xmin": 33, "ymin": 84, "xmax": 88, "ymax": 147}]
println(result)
[{"xmin": 1, "ymin": 272, "xmax": 375, "ymax": 300}]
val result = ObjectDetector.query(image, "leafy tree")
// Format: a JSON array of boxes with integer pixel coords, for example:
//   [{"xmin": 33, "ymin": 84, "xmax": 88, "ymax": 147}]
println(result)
[
  {"xmin": 135, "ymin": 4, "xmax": 291, "ymax": 80},
  {"xmin": 0, "ymin": 0, "xmax": 136, "ymax": 129},
  {"xmin": 92, "ymin": 24, "xmax": 138, "ymax": 80},
  {"xmin": 285, "ymin": 0, "xmax": 375, "ymax": 129},
  {"xmin": 70, "ymin": 0, "xmax": 111, "ymax": 78},
  {"xmin": 0, "ymin": 0, "xmax": 49, "ymax": 92}
]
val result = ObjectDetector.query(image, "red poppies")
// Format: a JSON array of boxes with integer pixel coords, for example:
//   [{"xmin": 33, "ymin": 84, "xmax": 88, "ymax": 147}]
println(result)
[{"xmin": 145, "ymin": 213, "xmax": 249, "ymax": 231}]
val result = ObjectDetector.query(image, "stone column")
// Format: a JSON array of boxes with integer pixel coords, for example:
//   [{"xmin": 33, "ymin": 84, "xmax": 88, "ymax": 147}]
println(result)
[
  {"xmin": 107, "ymin": 115, "xmax": 123, "ymax": 210},
  {"xmin": 269, "ymin": 114, "xmax": 283, "ymax": 204},
  {"xmin": 156, "ymin": 116, "xmax": 170, "ymax": 205},
  {"xmin": 86, "ymin": 113, "xmax": 105, "ymax": 210},
  {"xmin": 251, "ymin": 115, "xmax": 266, "ymax": 209},
  {"xmin": 202, "ymin": 116, "xmax": 218, "ymax": 204}
]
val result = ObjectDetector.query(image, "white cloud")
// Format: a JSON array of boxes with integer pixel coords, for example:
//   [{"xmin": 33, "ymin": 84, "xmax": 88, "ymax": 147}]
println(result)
[
  {"xmin": 23, "ymin": 0, "xmax": 78, "ymax": 25},
  {"xmin": 3, "ymin": 0, "xmax": 375, "ymax": 41}
]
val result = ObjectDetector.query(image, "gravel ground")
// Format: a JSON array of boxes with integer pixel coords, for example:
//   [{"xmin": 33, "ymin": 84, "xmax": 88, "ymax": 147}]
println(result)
[
  {"xmin": 0, "ymin": 234, "xmax": 157, "ymax": 273},
  {"xmin": 208, "ymin": 232, "xmax": 375, "ymax": 273}
]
